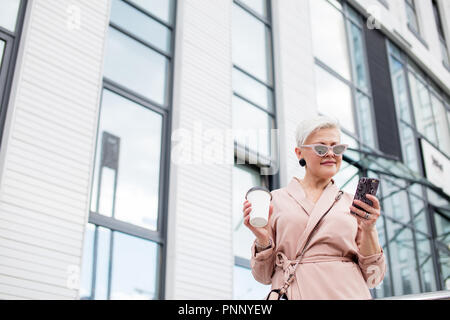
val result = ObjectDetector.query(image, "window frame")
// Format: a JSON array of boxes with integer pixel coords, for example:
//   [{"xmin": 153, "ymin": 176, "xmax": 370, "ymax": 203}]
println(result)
[
  {"xmin": 0, "ymin": 0, "xmax": 28, "ymax": 151},
  {"xmin": 82, "ymin": 0, "xmax": 177, "ymax": 300}
]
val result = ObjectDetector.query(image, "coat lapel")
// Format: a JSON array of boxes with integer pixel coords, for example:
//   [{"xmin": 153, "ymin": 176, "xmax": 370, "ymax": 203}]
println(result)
[
  {"xmin": 292, "ymin": 178, "xmax": 340, "ymax": 256},
  {"xmin": 286, "ymin": 177, "xmax": 314, "ymax": 215}
]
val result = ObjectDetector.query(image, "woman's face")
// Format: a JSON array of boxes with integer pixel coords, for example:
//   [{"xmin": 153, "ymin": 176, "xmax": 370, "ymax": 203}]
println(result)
[{"xmin": 295, "ymin": 127, "xmax": 342, "ymax": 180}]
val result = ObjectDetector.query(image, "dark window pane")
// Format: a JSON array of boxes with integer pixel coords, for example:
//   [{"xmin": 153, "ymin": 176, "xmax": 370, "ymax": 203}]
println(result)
[
  {"xmin": 110, "ymin": 231, "xmax": 159, "ymax": 299},
  {"xmin": 110, "ymin": 0, "xmax": 171, "ymax": 53},
  {"xmin": 0, "ymin": 0, "xmax": 20, "ymax": 32},
  {"xmin": 104, "ymin": 27, "xmax": 168, "ymax": 105},
  {"xmin": 90, "ymin": 89, "xmax": 163, "ymax": 231}
]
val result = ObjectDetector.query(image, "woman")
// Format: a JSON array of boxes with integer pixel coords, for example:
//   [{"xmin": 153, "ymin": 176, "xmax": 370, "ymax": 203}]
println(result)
[{"xmin": 242, "ymin": 115, "xmax": 386, "ymax": 299}]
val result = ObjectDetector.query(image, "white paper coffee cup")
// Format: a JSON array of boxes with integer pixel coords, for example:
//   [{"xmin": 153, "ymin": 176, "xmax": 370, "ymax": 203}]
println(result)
[{"xmin": 245, "ymin": 186, "xmax": 272, "ymax": 228}]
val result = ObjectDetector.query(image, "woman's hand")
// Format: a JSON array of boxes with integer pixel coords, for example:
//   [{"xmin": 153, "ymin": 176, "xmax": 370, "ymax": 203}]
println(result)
[
  {"xmin": 349, "ymin": 194, "xmax": 381, "ymax": 232},
  {"xmin": 242, "ymin": 200, "xmax": 274, "ymax": 246}
]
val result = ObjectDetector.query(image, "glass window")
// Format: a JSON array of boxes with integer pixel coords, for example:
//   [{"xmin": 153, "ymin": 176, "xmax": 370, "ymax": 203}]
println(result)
[
  {"xmin": 310, "ymin": 0, "xmax": 351, "ymax": 80},
  {"xmin": 380, "ymin": 177, "xmax": 412, "ymax": 225},
  {"xmin": 128, "ymin": 0, "xmax": 174, "ymax": 25},
  {"xmin": 437, "ymin": 245, "xmax": 450, "ymax": 290},
  {"xmin": 389, "ymin": 55, "xmax": 414, "ymax": 124},
  {"xmin": 405, "ymin": 0, "xmax": 420, "ymax": 35},
  {"xmin": 415, "ymin": 232, "xmax": 437, "ymax": 292},
  {"xmin": 80, "ymin": 223, "xmax": 95, "ymax": 299},
  {"xmin": 90, "ymin": 89, "xmax": 163, "ymax": 231},
  {"xmin": 0, "ymin": 0, "xmax": 21, "ymax": 32},
  {"xmin": 314, "ymin": 65, "xmax": 355, "ymax": 133},
  {"xmin": 110, "ymin": 231, "xmax": 159, "ymax": 299},
  {"xmin": 233, "ymin": 265, "xmax": 271, "ymax": 299},
  {"xmin": 93, "ymin": 226, "xmax": 111, "ymax": 300},
  {"xmin": 430, "ymin": 93, "xmax": 450, "ymax": 155},
  {"xmin": 408, "ymin": 71, "xmax": 438, "ymax": 146},
  {"xmin": 110, "ymin": 0, "xmax": 171, "ymax": 53},
  {"xmin": 232, "ymin": 164, "xmax": 264, "ymax": 260},
  {"xmin": 104, "ymin": 27, "xmax": 169, "ymax": 106},
  {"xmin": 232, "ymin": 4, "xmax": 272, "ymax": 84},
  {"xmin": 355, "ymin": 92, "xmax": 376, "ymax": 148},
  {"xmin": 333, "ymin": 161, "xmax": 359, "ymax": 194},
  {"xmin": 232, "ymin": 95, "xmax": 272, "ymax": 157},
  {"xmin": 407, "ymin": 185, "xmax": 429, "ymax": 234},
  {"xmin": 0, "ymin": 40, "xmax": 5, "ymax": 67},
  {"xmin": 348, "ymin": 22, "xmax": 368, "ymax": 92},
  {"xmin": 434, "ymin": 212, "xmax": 450, "ymax": 246},
  {"xmin": 232, "ymin": 68, "xmax": 273, "ymax": 112},
  {"xmin": 385, "ymin": 219, "xmax": 421, "ymax": 295},
  {"xmin": 238, "ymin": 0, "xmax": 268, "ymax": 18}
]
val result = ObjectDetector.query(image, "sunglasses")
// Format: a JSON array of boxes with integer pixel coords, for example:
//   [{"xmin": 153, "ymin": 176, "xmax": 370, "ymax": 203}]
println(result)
[{"xmin": 300, "ymin": 144, "xmax": 348, "ymax": 157}]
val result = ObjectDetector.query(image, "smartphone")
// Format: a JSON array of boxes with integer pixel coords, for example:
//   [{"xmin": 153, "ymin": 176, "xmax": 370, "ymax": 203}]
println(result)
[{"xmin": 350, "ymin": 177, "xmax": 380, "ymax": 215}]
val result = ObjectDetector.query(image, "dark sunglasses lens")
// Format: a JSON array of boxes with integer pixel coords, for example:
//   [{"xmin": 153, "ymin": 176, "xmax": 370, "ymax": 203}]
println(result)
[
  {"xmin": 314, "ymin": 145, "xmax": 328, "ymax": 155},
  {"xmin": 333, "ymin": 145, "xmax": 346, "ymax": 155}
]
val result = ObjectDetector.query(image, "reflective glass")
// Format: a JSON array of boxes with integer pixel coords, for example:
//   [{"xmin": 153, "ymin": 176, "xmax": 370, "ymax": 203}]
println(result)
[
  {"xmin": 104, "ymin": 27, "xmax": 168, "ymax": 105},
  {"xmin": 94, "ymin": 227, "xmax": 111, "ymax": 299},
  {"xmin": 0, "ymin": 40, "xmax": 5, "ymax": 67},
  {"xmin": 232, "ymin": 164, "xmax": 263, "ymax": 260},
  {"xmin": 128, "ymin": 0, "xmax": 173, "ymax": 24},
  {"xmin": 310, "ymin": 0, "xmax": 351, "ymax": 80},
  {"xmin": 110, "ymin": 232, "xmax": 159, "ymax": 299},
  {"xmin": 408, "ymin": 72, "xmax": 438, "ymax": 146},
  {"xmin": 415, "ymin": 232, "xmax": 437, "ymax": 292},
  {"xmin": 349, "ymin": 22, "xmax": 368, "ymax": 92},
  {"xmin": 333, "ymin": 161, "xmax": 359, "ymax": 194},
  {"xmin": 90, "ymin": 89, "xmax": 163, "ymax": 231},
  {"xmin": 0, "ymin": 0, "xmax": 20, "ymax": 32},
  {"xmin": 79, "ymin": 223, "xmax": 96, "ymax": 299},
  {"xmin": 238, "ymin": 0, "xmax": 268, "ymax": 18},
  {"xmin": 380, "ymin": 177, "xmax": 411, "ymax": 224},
  {"xmin": 355, "ymin": 92, "xmax": 376, "ymax": 148},
  {"xmin": 407, "ymin": 184, "xmax": 429, "ymax": 234},
  {"xmin": 430, "ymin": 93, "xmax": 450, "ymax": 155},
  {"xmin": 232, "ymin": 68, "xmax": 273, "ymax": 111},
  {"xmin": 398, "ymin": 122, "xmax": 420, "ymax": 173},
  {"xmin": 233, "ymin": 265, "xmax": 271, "ymax": 299},
  {"xmin": 232, "ymin": 95, "xmax": 272, "ymax": 157},
  {"xmin": 314, "ymin": 66, "xmax": 355, "ymax": 133},
  {"xmin": 434, "ymin": 211, "xmax": 450, "ymax": 245},
  {"xmin": 437, "ymin": 245, "xmax": 450, "ymax": 290},
  {"xmin": 406, "ymin": 2, "xmax": 420, "ymax": 34},
  {"xmin": 232, "ymin": 4, "xmax": 272, "ymax": 84},
  {"xmin": 385, "ymin": 220, "xmax": 421, "ymax": 295},
  {"xmin": 110, "ymin": 0, "xmax": 171, "ymax": 53},
  {"xmin": 389, "ymin": 55, "xmax": 414, "ymax": 124}
]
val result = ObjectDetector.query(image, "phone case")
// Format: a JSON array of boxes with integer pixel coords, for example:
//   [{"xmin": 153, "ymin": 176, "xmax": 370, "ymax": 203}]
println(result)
[{"xmin": 351, "ymin": 177, "xmax": 379, "ymax": 215}]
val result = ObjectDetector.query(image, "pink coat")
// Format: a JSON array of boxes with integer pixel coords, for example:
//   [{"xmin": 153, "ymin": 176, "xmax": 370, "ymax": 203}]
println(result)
[{"xmin": 251, "ymin": 177, "xmax": 387, "ymax": 299}]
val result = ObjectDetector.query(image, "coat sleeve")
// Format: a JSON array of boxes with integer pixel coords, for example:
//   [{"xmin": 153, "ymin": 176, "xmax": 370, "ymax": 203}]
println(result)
[
  {"xmin": 250, "ymin": 195, "xmax": 276, "ymax": 285},
  {"xmin": 355, "ymin": 224, "xmax": 387, "ymax": 289}
]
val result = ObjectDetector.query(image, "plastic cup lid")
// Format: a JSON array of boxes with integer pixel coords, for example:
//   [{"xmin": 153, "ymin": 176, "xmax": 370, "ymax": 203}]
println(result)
[{"xmin": 245, "ymin": 186, "xmax": 272, "ymax": 200}]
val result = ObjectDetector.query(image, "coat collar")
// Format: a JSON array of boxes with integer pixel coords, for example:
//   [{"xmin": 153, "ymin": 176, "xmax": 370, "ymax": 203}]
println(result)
[{"xmin": 286, "ymin": 177, "xmax": 336, "ymax": 216}]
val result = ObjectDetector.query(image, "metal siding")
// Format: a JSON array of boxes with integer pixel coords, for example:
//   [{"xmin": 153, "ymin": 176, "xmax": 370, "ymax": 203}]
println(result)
[{"xmin": 0, "ymin": 0, "xmax": 109, "ymax": 299}]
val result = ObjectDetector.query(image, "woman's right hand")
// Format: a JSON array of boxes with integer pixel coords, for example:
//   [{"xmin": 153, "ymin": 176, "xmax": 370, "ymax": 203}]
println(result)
[{"xmin": 242, "ymin": 200, "xmax": 274, "ymax": 246}]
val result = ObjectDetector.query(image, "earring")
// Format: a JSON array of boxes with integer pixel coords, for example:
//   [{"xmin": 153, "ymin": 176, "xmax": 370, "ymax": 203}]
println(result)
[{"xmin": 299, "ymin": 158, "xmax": 306, "ymax": 167}]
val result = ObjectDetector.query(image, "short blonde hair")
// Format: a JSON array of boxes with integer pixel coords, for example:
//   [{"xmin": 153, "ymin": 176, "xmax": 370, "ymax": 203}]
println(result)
[{"xmin": 295, "ymin": 115, "xmax": 341, "ymax": 147}]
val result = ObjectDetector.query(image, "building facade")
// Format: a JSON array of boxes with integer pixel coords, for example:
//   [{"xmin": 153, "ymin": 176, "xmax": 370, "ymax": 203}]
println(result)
[{"xmin": 0, "ymin": 0, "xmax": 449, "ymax": 299}]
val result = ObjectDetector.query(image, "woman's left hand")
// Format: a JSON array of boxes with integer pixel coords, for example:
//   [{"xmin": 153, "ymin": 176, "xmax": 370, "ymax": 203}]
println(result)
[{"xmin": 349, "ymin": 194, "xmax": 381, "ymax": 232}]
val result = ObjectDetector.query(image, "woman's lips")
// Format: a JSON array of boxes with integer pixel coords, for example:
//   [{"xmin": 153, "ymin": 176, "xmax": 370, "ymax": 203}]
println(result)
[{"xmin": 321, "ymin": 162, "xmax": 336, "ymax": 166}]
